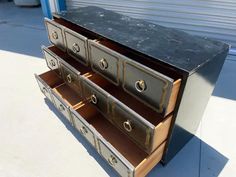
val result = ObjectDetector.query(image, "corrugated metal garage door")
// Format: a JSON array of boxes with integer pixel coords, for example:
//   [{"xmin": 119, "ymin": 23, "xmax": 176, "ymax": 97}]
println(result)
[{"xmin": 65, "ymin": 0, "xmax": 236, "ymax": 49}]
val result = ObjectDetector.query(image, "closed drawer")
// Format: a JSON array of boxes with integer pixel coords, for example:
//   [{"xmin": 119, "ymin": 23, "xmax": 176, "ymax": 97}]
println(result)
[
  {"xmin": 64, "ymin": 27, "xmax": 89, "ymax": 65},
  {"xmin": 42, "ymin": 46, "xmax": 61, "ymax": 76},
  {"xmin": 45, "ymin": 18, "xmax": 66, "ymax": 51},
  {"xmin": 123, "ymin": 59, "xmax": 181, "ymax": 116},
  {"xmin": 88, "ymin": 40, "xmax": 120, "ymax": 85},
  {"xmin": 60, "ymin": 60, "xmax": 81, "ymax": 95},
  {"xmin": 71, "ymin": 109, "xmax": 96, "ymax": 147}
]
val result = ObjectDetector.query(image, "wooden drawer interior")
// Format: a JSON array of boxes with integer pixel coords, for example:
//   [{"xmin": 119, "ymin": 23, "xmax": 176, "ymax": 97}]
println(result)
[
  {"xmin": 38, "ymin": 70, "xmax": 83, "ymax": 109},
  {"xmin": 74, "ymin": 103, "xmax": 166, "ymax": 176}
]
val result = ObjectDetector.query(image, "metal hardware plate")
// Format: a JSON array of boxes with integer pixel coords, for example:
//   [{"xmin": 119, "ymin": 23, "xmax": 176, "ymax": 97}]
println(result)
[
  {"xmin": 71, "ymin": 110, "xmax": 96, "ymax": 147},
  {"xmin": 123, "ymin": 60, "xmax": 173, "ymax": 114},
  {"xmin": 45, "ymin": 18, "xmax": 66, "ymax": 51},
  {"xmin": 51, "ymin": 91, "xmax": 72, "ymax": 123},
  {"xmin": 98, "ymin": 139, "xmax": 133, "ymax": 177},
  {"xmin": 89, "ymin": 40, "xmax": 119, "ymax": 85},
  {"xmin": 64, "ymin": 27, "xmax": 89, "ymax": 65}
]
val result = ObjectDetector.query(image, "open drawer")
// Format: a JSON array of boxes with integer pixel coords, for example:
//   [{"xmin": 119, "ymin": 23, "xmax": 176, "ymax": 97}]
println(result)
[
  {"xmin": 71, "ymin": 103, "xmax": 166, "ymax": 177},
  {"xmin": 35, "ymin": 69, "xmax": 166, "ymax": 177},
  {"xmin": 82, "ymin": 72, "xmax": 172, "ymax": 154},
  {"xmin": 40, "ymin": 47, "xmax": 173, "ymax": 154},
  {"xmin": 88, "ymin": 39, "xmax": 181, "ymax": 116},
  {"xmin": 35, "ymin": 69, "xmax": 83, "ymax": 124}
]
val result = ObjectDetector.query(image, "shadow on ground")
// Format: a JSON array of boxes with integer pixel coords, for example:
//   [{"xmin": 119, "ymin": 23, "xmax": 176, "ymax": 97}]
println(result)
[
  {"xmin": 212, "ymin": 59, "xmax": 236, "ymax": 100},
  {"xmin": 44, "ymin": 98, "xmax": 228, "ymax": 177}
]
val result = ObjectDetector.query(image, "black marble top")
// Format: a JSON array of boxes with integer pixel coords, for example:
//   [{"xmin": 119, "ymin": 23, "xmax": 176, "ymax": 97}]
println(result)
[{"xmin": 55, "ymin": 6, "xmax": 229, "ymax": 73}]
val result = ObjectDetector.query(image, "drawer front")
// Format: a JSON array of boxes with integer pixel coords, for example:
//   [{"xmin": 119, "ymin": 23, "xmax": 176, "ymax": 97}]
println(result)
[
  {"xmin": 42, "ymin": 46, "xmax": 61, "ymax": 76},
  {"xmin": 52, "ymin": 91, "xmax": 72, "ymax": 122},
  {"xmin": 35, "ymin": 74, "xmax": 53, "ymax": 102},
  {"xmin": 123, "ymin": 60, "xmax": 173, "ymax": 114},
  {"xmin": 81, "ymin": 78, "xmax": 109, "ymax": 115},
  {"xmin": 60, "ymin": 62, "xmax": 81, "ymax": 94},
  {"xmin": 45, "ymin": 19, "xmax": 65, "ymax": 51},
  {"xmin": 111, "ymin": 100, "xmax": 154, "ymax": 152},
  {"xmin": 71, "ymin": 110, "xmax": 96, "ymax": 147},
  {"xmin": 98, "ymin": 139, "xmax": 133, "ymax": 177},
  {"xmin": 89, "ymin": 41, "xmax": 119, "ymax": 85},
  {"xmin": 64, "ymin": 28, "xmax": 89, "ymax": 65}
]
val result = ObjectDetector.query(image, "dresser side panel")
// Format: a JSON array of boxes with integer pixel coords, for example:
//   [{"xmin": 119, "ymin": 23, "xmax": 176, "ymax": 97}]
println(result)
[{"xmin": 162, "ymin": 50, "xmax": 228, "ymax": 164}]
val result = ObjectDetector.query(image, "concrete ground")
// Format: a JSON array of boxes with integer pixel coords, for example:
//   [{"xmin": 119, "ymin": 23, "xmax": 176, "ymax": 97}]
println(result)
[{"xmin": 0, "ymin": 2, "xmax": 236, "ymax": 177}]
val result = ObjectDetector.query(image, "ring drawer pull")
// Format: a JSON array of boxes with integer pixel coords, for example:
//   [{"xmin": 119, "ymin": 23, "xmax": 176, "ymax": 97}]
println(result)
[
  {"xmin": 80, "ymin": 126, "xmax": 88, "ymax": 135},
  {"xmin": 91, "ymin": 94, "xmax": 98, "ymax": 104},
  {"xmin": 66, "ymin": 74, "xmax": 73, "ymax": 83},
  {"xmin": 59, "ymin": 104, "xmax": 65, "ymax": 111},
  {"xmin": 99, "ymin": 58, "xmax": 108, "ymax": 70},
  {"xmin": 108, "ymin": 155, "xmax": 117, "ymax": 166},
  {"xmin": 72, "ymin": 43, "xmax": 80, "ymax": 53},
  {"xmin": 135, "ymin": 80, "xmax": 146, "ymax": 92},
  {"xmin": 49, "ymin": 59, "xmax": 56, "ymax": 67},
  {"xmin": 123, "ymin": 120, "xmax": 133, "ymax": 132},
  {"xmin": 52, "ymin": 31, "xmax": 58, "ymax": 40},
  {"xmin": 42, "ymin": 87, "xmax": 47, "ymax": 94}
]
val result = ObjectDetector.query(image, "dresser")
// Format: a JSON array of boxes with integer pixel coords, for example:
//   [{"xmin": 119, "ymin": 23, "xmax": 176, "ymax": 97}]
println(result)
[{"xmin": 35, "ymin": 6, "xmax": 229, "ymax": 177}]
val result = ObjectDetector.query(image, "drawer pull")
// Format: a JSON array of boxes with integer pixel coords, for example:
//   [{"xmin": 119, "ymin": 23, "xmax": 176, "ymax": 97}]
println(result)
[
  {"xmin": 72, "ymin": 43, "xmax": 80, "ymax": 53},
  {"xmin": 80, "ymin": 126, "xmax": 88, "ymax": 135},
  {"xmin": 59, "ymin": 104, "xmax": 65, "ymax": 111},
  {"xmin": 66, "ymin": 74, "xmax": 73, "ymax": 83},
  {"xmin": 135, "ymin": 80, "xmax": 146, "ymax": 92},
  {"xmin": 52, "ymin": 31, "xmax": 58, "ymax": 40},
  {"xmin": 108, "ymin": 155, "xmax": 117, "ymax": 166},
  {"xmin": 99, "ymin": 58, "xmax": 108, "ymax": 70},
  {"xmin": 49, "ymin": 59, "xmax": 56, "ymax": 67},
  {"xmin": 42, "ymin": 87, "xmax": 47, "ymax": 94},
  {"xmin": 123, "ymin": 120, "xmax": 133, "ymax": 132},
  {"xmin": 91, "ymin": 94, "xmax": 98, "ymax": 104}
]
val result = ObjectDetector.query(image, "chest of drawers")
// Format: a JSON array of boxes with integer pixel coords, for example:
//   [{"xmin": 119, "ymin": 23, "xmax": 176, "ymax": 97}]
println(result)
[{"xmin": 35, "ymin": 6, "xmax": 229, "ymax": 177}]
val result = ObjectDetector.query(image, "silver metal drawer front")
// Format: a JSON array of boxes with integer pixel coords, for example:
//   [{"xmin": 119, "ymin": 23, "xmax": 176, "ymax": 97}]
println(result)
[
  {"xmin": 111, "ymin": 99, "xmax": 154, "ymax": 152},
  {"xmin": 82, "ymin": 77, "xmax": 109, "ymax": 115},
  {"xmin": 45, "ymin": 18, "xmax": 66, "ymax": 51},
  {"xmin": 35, "ymin": 74, "xmax": 53, "ymax": 102},
  {"xmin": 64, "ymin": 28, "xmax": 89, "ymax": 65},
  {"xmin": 98, "ymin": 139, "xmax": 133, "ymax": 177},
  {"xmin": 60, "ymin": 61, "xmax": 81, "ymax": 95},
  {"xmin": 71, "ymin": 110, "xmax": 96, "ymax": 147},
  {"xmin": 52, "ymin": 91, "xmax": 72, "ymax": 123},
  {"xmin": 89, "ymin": 40, "xmax": 119, "ymax": 85},
  {"xmin": 42, "ymin": 46, "xmax": 61, "ymax": 77},
  {"xmin": 123, "ymin": 59, "xmax": 173, "ymax": 114}
]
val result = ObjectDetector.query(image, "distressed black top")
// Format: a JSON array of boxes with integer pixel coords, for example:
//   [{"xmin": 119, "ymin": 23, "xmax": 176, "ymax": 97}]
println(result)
[{"xmin": 55, "ymin": 6, "xmax": 229, "ymax": 73}]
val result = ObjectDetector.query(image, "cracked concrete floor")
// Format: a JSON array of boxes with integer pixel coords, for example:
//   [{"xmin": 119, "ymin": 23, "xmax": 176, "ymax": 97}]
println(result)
[{"xmin": 0, "ymin": 2, "xmax": 236, "ymax": 177}]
